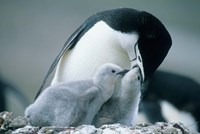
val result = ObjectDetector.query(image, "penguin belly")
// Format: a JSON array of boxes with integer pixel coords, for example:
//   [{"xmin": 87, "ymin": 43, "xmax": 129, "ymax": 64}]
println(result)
[{"xmin": 52, "ymin": 21, "xmax": 131, "ymax": 85}]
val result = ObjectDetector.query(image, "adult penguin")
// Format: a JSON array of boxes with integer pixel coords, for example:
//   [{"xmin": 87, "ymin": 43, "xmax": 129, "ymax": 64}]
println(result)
[{"xmin": 35, "ymin": 8, "xmax": 172, "ymax": 99}]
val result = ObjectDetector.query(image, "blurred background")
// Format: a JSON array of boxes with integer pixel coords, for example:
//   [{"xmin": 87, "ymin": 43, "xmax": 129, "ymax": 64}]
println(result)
[{"xmin": 0, "ymin": 0, "xmax": 199, "ymax": 127}]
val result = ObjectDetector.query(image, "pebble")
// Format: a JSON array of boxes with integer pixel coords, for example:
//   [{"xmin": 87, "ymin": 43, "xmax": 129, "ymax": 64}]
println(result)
[{"xmin": 8, "ymin": 116, "xmax": 28, "ymax": 129}]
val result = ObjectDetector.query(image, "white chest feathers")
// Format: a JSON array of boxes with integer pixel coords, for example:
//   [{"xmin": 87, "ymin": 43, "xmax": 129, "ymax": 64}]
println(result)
[{"xmin": 52, "ymin": 21, "xmax": 139, "ymax": 85}]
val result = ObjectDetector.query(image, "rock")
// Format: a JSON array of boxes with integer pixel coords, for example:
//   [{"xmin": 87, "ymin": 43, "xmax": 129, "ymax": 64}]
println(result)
[
  {"xmin": 12, "ymin": 125, "xmax": 39, "ymax": 134},
  {"xmin": 130, "ymin": 122, "xmax": 194, "ymax": 134},
  {"xmin": 38, "ymin": 126, "xmax": 74, "ymax": 134},
  {"xmin": 8, "ymin": 116, "xmax": 28, "ymax": 129},
  {"xmin": 74, "ymin": 125, "xmax": 101, "ymax": 134},
  {"xmin": 101, "ymin": 124, "xmax": 132, "ymax": 134},
  {"xmin": 0, "ymin": 111, "xmax": 13, "ymax": 132},
  {"xmin": 0, "ymin": 111, "xmax": 199, "ymax": 134}
]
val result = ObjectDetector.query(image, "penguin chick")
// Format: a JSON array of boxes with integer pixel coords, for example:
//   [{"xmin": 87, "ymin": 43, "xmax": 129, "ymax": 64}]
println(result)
[
  {"xmin": 92, "ymin": 67, "xmax": 141, "ymax": 127},
  {"xmin": 25, "ymin": 63, "xmax": 123, "ymax": 127}
]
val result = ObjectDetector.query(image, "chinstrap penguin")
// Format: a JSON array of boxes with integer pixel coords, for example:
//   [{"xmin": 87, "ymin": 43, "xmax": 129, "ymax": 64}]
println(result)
[
  {"xmin": 140, "ymin": 70, "xmax": 200, "ymax": 131},
  {"xmin": 35, "ymin": 8, "xmax": 172, "ymax": 99},
  {"xmin": 25, "ymin": 63, "xmax": 124, "ymax": 127}
]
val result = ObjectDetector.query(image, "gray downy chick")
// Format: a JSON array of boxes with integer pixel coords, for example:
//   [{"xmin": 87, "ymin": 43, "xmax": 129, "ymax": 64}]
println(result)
[
  {"xmin": 25, "ymin": 63, "xmax": 123, "ymax": 127},
  {"xmin": 92, "ymin": 67, "xmax": 142, "ymax": 127}
]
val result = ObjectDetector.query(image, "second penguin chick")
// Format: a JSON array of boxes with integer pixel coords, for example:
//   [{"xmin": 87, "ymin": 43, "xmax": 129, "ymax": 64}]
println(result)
[{"xmin": 92, "ymin": 67, "xmax": 142, "ymax": 127}]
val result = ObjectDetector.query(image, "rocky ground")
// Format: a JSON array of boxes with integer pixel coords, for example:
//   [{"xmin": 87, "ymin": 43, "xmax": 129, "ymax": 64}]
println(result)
[{"xmin": 0, "ymin": 111, "xmax": 199, "ymax": 134}]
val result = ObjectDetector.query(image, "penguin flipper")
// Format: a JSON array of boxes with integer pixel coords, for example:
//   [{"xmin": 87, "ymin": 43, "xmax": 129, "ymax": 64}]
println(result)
[{"xmin": 34, "ymin": 24, "xmax": 86, "ymax": 100}]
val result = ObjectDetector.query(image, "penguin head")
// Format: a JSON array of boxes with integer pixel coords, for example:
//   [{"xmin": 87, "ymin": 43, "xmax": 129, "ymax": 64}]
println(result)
[
  {"xmin": 136, "ymin": 11, "xmax": 172, "ymax": 81},
  {"xmin": 87, "ymin": 8, "xmax": 172, "ymax": 81},
  {"xmin": 93, "ymin": 63, "xmax": 123, "ymax": 86}
]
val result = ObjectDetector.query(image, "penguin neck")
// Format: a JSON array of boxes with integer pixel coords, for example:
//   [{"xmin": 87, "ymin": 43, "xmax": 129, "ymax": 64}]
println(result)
[{"xmin": 93, "ymin": 76, "xmax": 116, "ymax": 102}]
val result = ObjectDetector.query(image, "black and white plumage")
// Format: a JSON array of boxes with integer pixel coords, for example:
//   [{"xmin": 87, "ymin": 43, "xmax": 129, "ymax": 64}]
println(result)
[
  {"xmin": 92, "ymin": 67, "xmax": 142, "ymax": 127},
  {"xmin": 35, "ymin": 8, "xmax": 172, "ymax": 99},
  {"xmin": 25, "ymin": 63, "xmax": 124, "ymax": 127},
  {"xmin": 140, "ymin": 70, "xmax": 200, "ymax": 131}
]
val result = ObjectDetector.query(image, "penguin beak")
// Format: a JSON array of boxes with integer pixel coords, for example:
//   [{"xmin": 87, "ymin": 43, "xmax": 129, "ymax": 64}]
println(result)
[
  {"xmin": 129, "ymin": 43, "xmax": 145, "ymax": 83},
  {"xmin": 116, "ymin": 70, "xmax": 129, "ymax": 77}
]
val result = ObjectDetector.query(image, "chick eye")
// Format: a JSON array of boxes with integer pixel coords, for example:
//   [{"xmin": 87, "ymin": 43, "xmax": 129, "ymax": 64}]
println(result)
[
  {"xmin": 111, "ymin": 70, "xmax": 116, "ymax": 73},
  {"xmin": 138, "ymin": 76, "xmax": 140, "ymax": 81}
]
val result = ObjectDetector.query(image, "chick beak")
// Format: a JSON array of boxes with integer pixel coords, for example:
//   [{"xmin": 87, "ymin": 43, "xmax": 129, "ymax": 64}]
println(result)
[{"xmin": 116, "ymin": 70, "xmax": 129, "ymax": 77}]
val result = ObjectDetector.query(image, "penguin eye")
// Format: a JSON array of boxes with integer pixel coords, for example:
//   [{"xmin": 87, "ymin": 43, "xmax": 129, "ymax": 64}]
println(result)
[
  {"xmin": 138, "ymin": 76, "xmax": 141, "ymax": 81},
  {"xmin": 111, "ymin": 70, "xmax": 116, "ymax": 73}
]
